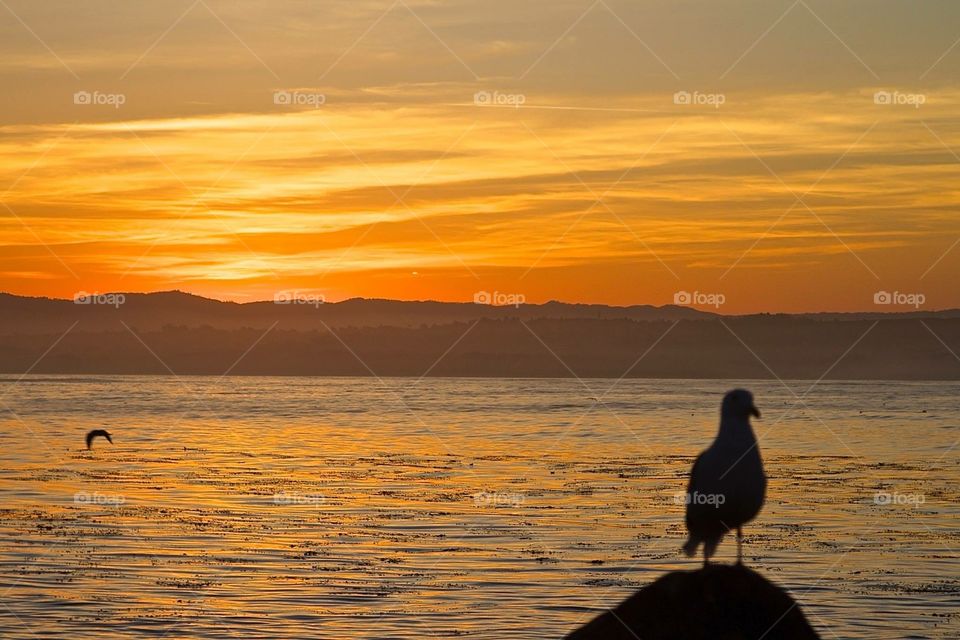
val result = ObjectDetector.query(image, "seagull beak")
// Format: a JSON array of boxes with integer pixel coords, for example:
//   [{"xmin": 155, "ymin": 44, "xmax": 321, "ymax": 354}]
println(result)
[{"xmin": 750, "ymin": 405, "xmax": 761, "ymax": 418}]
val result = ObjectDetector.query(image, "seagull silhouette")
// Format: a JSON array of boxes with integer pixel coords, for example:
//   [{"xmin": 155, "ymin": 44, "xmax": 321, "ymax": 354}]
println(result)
[
  {"xmin": 682, "ymin": 389, "xmax": 765, "ymax": 565},
  {"xmin": 86, "ymin": 429, "xmax": 113, "ymax": 450}
]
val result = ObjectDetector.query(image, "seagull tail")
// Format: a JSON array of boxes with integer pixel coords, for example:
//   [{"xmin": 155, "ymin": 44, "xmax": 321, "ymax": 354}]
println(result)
[{"xmin": 682, "ymin": 535, "xmax": 700, "ymax": 558}]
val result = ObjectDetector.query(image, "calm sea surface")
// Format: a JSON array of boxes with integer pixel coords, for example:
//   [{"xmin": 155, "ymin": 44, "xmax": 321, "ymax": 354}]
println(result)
[{"xmin": 0, "ymin": 376, "xmax": 957, "ymax": 639}]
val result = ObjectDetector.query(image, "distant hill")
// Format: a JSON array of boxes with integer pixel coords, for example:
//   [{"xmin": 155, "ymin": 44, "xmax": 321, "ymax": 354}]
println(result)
[
  {"xmin": 0, "ymin": 291, "xmax": 958, "ymax": 379},
  {"xmin": 0, "ymin": 291, "xmax": 713, "ymax": 335}
]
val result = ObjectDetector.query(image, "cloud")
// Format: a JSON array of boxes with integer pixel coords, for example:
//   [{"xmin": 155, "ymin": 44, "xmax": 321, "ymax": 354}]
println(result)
[{"xmin": 1, "ymin": 1, "xmax": 960, "ymax": 310}]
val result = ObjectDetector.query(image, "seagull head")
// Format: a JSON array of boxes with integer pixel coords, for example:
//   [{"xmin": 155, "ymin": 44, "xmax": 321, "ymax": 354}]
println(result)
[{"xmin": 722, "ymin": 388, "xmax": 760, "ymax": 420}]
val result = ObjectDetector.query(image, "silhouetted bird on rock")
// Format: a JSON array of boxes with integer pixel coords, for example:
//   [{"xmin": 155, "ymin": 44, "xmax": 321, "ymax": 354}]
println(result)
[{"xmin": 683, "ymin": 389, "xmax": 765, "ymax": 565}]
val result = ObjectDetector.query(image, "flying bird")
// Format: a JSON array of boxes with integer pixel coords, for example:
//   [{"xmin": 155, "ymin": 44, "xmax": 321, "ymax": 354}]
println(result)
[
  {"xmin": 682, "ymin": 389, "xmax": 765, "ymax": 565},
  {"xmin": 86, "ymin": 429, "xmax": 113, "ymax": 450}
]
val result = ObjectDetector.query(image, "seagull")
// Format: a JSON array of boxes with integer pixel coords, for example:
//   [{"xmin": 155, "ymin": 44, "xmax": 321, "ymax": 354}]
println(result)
[
  {"xmin": 682, "ymin": 389, "xmax": 765, "ymax": 565},
  {"xmin": 86, "ymin": 429, "xmax": 113, "ymax": 450}
]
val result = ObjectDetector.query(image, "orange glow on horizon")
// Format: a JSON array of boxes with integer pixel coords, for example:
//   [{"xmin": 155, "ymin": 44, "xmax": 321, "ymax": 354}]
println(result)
[{"xmin": 2, "ymin": 3, "xmax": 959, "ymax": 314}]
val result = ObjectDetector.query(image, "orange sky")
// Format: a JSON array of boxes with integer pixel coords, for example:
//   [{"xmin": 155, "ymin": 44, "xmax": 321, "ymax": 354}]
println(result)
[{"xmin": 1, "ymin": 1, "xmax": 958, "ymax": 313}]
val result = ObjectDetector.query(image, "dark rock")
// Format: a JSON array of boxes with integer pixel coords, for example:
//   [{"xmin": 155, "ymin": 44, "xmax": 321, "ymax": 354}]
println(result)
[{"xmin": 565, "ymin": 564, "xmax": 821, "ymax": 640}]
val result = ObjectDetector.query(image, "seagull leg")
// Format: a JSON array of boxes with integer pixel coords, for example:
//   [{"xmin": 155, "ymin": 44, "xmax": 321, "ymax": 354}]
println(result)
[{"xmin": 736, "ymin": 527, "xmax": 743, "ymax": 565}]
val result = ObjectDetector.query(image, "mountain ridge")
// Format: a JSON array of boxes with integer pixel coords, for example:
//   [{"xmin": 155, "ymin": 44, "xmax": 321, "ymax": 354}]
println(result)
[
  {"xmin": 1, "ymin": 291, "xmax": 958, "ymax": 379},
  {"xmin": 2, "ymin": 290, "xmax": 957, "ymax": 336},
  {"xmin": 0, "ymin": 290, "xmax": 717, "ymax": 334}
]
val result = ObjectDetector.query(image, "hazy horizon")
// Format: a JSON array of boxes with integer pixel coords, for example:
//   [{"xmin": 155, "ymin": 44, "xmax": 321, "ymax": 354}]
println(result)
[{"xmin": 4, "ymin": 288, "xmax": 960, "ymax": 316}]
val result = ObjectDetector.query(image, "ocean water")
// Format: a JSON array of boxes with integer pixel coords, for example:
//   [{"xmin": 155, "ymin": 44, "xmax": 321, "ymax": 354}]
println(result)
[{"xmin": 0, "ymin": 375, "xmax": 956, "ymax": 639}]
